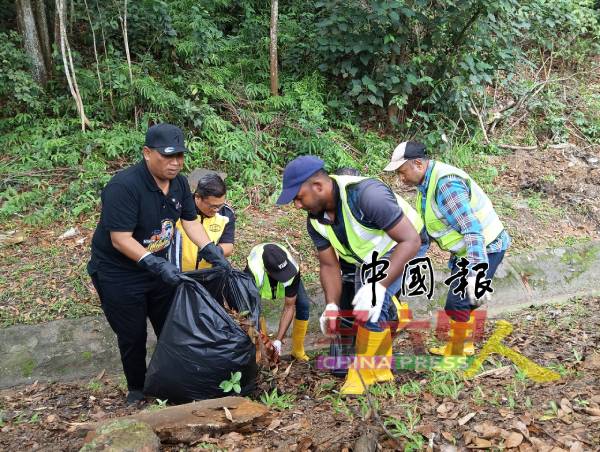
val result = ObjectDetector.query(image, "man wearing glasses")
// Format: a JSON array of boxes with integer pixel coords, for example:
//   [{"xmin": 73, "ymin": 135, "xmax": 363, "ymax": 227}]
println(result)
[{"xmin": 170, "ymin": 171, "xmax": 236, "ymax": 271}]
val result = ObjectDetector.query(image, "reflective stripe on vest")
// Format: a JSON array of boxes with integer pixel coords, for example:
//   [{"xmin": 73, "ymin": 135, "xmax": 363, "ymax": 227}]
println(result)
[
  {"xmin": 416, "ymin": 161, "xmax": 504, "ymax": 256},
  {"xmin": 309, "ymin": 175, "xmax": 424, "ymax": 265},
  {"xmin": 175, "ymin": 212, "xmax": 229, "ymax": 271},
  {"xmin": 247, "ymin": 243, "xmax": 298, "ymax": 299}
]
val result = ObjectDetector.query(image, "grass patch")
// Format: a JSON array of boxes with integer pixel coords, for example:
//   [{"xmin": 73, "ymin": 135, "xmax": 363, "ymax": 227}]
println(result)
[{"xmin": 260, "ymin": 388, "xmax": 296, "ymax": 410}]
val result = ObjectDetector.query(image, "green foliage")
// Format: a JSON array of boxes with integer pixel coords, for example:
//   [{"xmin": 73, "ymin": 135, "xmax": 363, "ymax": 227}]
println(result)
[
  {"xmin": 315, "ymin": 0, "xmax": 523, "ymax": 128},
  {"xmin": 1, "ymin": 0, "xmax": 599, "ymax": 224},
  {"xmin": 155, "ymin": 398, "xmax": 168, "ymax": 408},
  {"xmin": 0, "ymin": 120, "xmax": 141, "ymax": 224},
  {"xmin": 219, "ymin": 371, "xmax": 242, "ymax": 394},
  {"xmin": 260, "ymin": 388, "xmax": 296, "ymax": 410},
  {"xmin": 427, "ymin": 371, "xmax": 464, "ymax": 400},
  {"xmin": 518, "ymin": 0, "xmax": 600, "ymax": 66},
  {"xmin": 383, "ymin": 413, "xmax": 426, "ymax": 451},
  {"xmin": 87, "ymin": 379, "xmax": 103, "ymax": 393},
  {"xmin": 0, "ymin": 32, "xmax": 44, "ymax": 116}
]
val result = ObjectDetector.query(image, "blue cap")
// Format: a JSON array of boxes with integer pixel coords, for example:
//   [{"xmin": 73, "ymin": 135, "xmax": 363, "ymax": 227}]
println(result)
[{"xmin": 276, "ymin": 156, "xmax": 325, "ymax": 205}]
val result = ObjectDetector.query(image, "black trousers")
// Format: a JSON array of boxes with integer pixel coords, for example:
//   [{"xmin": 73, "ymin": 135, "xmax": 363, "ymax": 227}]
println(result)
[{"xmin": 90, "ymin": 271, "xmax": 175, "ymax": 391}]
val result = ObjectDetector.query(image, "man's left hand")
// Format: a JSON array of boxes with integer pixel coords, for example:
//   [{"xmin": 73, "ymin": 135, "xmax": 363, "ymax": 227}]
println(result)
[
  {"xmin": 199, "ymin": 242, "xmax": 231, "ymax": 269},
  {"xmin": 352, "ymin": 282, "xmax": 387, "ymax": 323}
]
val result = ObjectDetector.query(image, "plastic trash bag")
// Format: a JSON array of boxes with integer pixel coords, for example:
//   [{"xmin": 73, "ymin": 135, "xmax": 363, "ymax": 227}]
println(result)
[
  {"xmin": 187, "ymin": 266, "xmax": 261, "ymax": 330},
  {"xmin": 144, "ymin": 279, "xmax": 257, "ymax": 403}
]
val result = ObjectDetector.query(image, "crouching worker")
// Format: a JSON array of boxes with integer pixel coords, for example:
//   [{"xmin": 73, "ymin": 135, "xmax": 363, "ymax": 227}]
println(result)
[
  {"xmin": 275, "ymin": 156, "xmax": 423, "ymax": 395},
  {"xmin": 170, "ymin": 171, "xmax": 235, "ymax": 271},
  {"xmin": 245, "ymin": 243, "xmax": 311, "ymax": 361},
  {"xmin": 384, "ymin": 141, "xmax": 510, "ymax": 357}
]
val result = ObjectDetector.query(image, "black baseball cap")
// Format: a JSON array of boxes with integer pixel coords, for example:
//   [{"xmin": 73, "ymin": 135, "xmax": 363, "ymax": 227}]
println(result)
[
  {"xmin": 263, "ymin": 244, "xmax": 297, "ymax": 282},
  {"xmin": 144, "ymin": 123, "xmax": 188, "ymax": 155},
  {"xmin": 383, "ymin": 141, "xmax": 426, "ymax": 171}
]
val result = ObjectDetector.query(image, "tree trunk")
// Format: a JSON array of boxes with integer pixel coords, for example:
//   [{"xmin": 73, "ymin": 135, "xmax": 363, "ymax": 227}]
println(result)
[
  {"xmin": 54, "ymin": 0, "xmax": 63, "ymax": 53},
  {"xmin": 33, "ymin": 0, "xmax": 52, "ymax": 74},
  {"xmin": 117, "ymin": 0, "xmax": 137, "ymax": 127},
  {"xmin": 16, "ymin": 0, "xmax": 48, "ymax": 85},
  {"xmin": 83, "ymin": 0, "xmax": 103, "ymax": 101},
  {"xmin": 269, "ymin": 0, "xmax": 279, "ymax": 96},
  {"xmin": 56, "ymin": 0, "xmax": 91, "ymax": 131},
  {"xmin": 97, "ymin": 2, "xmax": 115, "ymax": 114}
]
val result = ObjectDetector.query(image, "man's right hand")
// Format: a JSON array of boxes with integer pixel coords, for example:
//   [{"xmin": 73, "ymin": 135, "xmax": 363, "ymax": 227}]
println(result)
[
  {"xmin": 319, "ymin": 303, "xmax": 339, "ymax": 336},
  {"xmin": 138, "ymin": 253, "xmax": 186, "ymax": 286},
  {"xmin": 466, "ymin": 275, "xmax": 491, "ymax": 307}
]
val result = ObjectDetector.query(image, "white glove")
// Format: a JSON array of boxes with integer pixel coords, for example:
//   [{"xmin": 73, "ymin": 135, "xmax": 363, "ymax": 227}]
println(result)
[
  {"xmin": 272, "ymin": 340, "xmax": 282, "ymax": 356},
  {"xmin": 319, "ymin": 303, "xmax": 339, "ymax": 336},
  {"xmin": 352, "ymin": 282, "xmax": 387, "ymax": 323},
  {"xmin": 466, "ymin": 275, "xmax": 491, "ymax": 307}
]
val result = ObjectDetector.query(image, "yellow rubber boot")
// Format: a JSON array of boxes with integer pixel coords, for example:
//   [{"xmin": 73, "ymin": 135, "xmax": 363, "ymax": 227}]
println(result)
[
  {"xmin": 396, "ymin": 299, "xmax": 412, "ymax": 330},
  {"xmin": 340, "ymin": 326, "xmax": 376, "ymax": 395},
  {"xmin": 429, "ymin": 316, "xmax": 475, "ymax": 357},
  {"xmin": 372, "ymin": 328, "xmax": 394, "ymax": 383},
  {"xmin": 290, "ymin": 319, "xmax": 309, "ymax": 361}
]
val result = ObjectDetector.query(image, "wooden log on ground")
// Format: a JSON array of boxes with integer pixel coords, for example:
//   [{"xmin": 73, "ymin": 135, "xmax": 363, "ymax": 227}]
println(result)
[{"xmin": 79, "ymin": 396, "xmax": 270, "ymax": 445}]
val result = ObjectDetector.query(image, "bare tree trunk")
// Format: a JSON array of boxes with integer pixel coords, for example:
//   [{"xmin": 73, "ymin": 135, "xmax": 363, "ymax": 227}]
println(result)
[
  {"xmin": 269, "ymin": 0, "xmax": 279, "ymax": 96},
  {"xmin": 82, "ymin": 0, "xmax": 103, "ymax": 102},
  {"xmin": 54, "ymin": 0, "xmax": 61, "ymax": 51},
  {"xmin": 16, "ymin": 0, "xmax": 48, "ymax": 85},
  {"xmin": 56, "ymin": 0, "xmax": 90, "ymax": 131},
  {"xmin": 387, "ymin": 54, "xmax": 399, "ymax": 124},
  {"xmin": 117, "ymin": 0, "xmax": 137, "ymax": 126},
  {"xmin": 96, "ymin": 2, "xmax": 115, "ymax": 114},
  {"xmin": 33, "ymin": 0, "xmax": 52, "ymax": 74},
  {"xmin": 69, "ymin": 0, "xmax": 74, "ymax": 35}
]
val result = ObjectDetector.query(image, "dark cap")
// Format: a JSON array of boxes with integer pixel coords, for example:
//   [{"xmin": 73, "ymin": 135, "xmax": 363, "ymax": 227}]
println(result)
[
  {"xmin": 145, "ymin": 123, "xmax": 188, "ymax": 155},
  {"xmin": 263, "ymin": 244, "xmax": 297, "ymax": 282},
  {"xmin": 276, "ymin": 156, "xmax": 324, "ymax": 205},
  {"xmin": 383, "ymin": 141, "xmax": 426, "ymax": 171}
]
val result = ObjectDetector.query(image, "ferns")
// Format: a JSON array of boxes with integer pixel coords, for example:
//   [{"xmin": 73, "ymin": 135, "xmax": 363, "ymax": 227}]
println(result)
[{"xmin": 0, "ymin": 1, "xmax": 395, "ymax": 218}]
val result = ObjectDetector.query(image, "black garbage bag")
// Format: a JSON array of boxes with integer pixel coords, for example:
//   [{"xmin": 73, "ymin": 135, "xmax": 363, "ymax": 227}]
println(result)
[
  {"xmin": 144, "ymin": 279, "xmax": 257, "ymax": 403},
  {"xmin": 186, "ymin": 266, "xmax": 261, "ymax": 330}
]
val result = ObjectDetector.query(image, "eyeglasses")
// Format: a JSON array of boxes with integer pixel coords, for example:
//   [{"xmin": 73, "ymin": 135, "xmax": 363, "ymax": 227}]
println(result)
[
  {"xmin": 195, "ymin": 195, "xmax": 225, "ymax": 211},
  {"xmin": 206, "ymin": 202, "xmax": 225, "ymax": 211}
]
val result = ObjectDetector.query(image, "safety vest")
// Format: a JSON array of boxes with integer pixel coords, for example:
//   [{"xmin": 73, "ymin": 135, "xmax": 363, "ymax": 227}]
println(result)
[
  {"xmin": 416, "ymin": 161, "xmax": 504, "ymax": 257},
  {"xmin": 247, "ymin": 243, "xmax": 298, "ymax": 299},
  {"xmin": 309, "ymin": 175, "xmax": 424, "ymax": 265},
  {"xmin": 175, "ymin": 211, "xmax": 230, "ymax": 271}
]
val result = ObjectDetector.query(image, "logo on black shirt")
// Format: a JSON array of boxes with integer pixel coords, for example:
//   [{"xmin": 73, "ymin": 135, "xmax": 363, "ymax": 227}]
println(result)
[{"xmin": 144, "ymin": 219, "xmax": 175, "ymax": 253}]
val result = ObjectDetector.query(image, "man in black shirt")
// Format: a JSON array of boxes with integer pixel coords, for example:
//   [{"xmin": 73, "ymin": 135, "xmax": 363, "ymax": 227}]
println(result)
[{"xmin": 88, "ymin": 123, "xmax": 224, "ymax": 404}]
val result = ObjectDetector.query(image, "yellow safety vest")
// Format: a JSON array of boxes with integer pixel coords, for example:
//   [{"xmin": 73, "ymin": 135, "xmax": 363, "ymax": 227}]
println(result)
[
  {"xmin": 309, "ymin": 175, "xmax": 424, "ymax": 265},
  {"xmin": 416, "ymin": 161, "xmax": 504, "ymax": 256},
  {"xmin": 175, "ymin": 211, "xmax": 230, "ymax": 271},
  {"xmin": 247, "ymin": 243, "xmax": 298, "ymax": 299}
]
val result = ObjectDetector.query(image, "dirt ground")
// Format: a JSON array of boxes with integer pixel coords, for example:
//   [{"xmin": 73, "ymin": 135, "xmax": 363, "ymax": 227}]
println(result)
[
  {"xmin": 491, "ymin": 144, "xmax": 600, "ymax": 250},
  {"xmin": 1, "ymin": 296, "xmax": 599, "ymax": 451}
]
